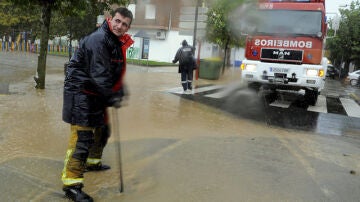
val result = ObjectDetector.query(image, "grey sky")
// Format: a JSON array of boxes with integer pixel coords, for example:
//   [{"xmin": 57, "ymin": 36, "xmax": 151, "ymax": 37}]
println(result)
[{"xmin": 326, "ymin": 0, "xmax": 353, "ymax": 14}]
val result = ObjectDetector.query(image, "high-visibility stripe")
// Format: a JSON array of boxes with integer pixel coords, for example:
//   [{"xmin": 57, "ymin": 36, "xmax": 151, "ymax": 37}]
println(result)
[
  {"xmin": 86, "ymin": 158, "xmax": 101, "ymax": 165},
  {"xmin": 62, "ymin": 149, "xmax": 72, "ymax": 176},
  {"xmin": 62, "ymin": 178, "xmax": 84, "ymax": 186},
  {"xmin": 62, "ymin": 149, "xmax": 82, "ymax": 185}
]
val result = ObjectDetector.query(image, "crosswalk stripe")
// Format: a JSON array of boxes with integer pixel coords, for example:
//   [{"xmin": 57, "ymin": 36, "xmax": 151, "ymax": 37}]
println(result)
[
  {"xmin": 169, "ymin": 85, "xmax": 225, "ymax": 95},
  {"xmin": 193, "ymin": 85, "xmax": 224, "ymax": 93},
  {"xmin": 167, "ymin": 87, "xmax": 185, "ymax": 94},
  {"xmin": 167, "ymin": 85, "xmax": 360, "ymax": 118},
  {"xmin": 340, "ymin": 98, "xmax": 360, "ymax": 118},
  {"xmin": 307, "ymin": 95, "xmax": 327, "ymax": 113},
  {"xmin": 205, "ymin": 82, "xmax": 243, "ymax": 98},
  {"xmin": 205, "ymin": 91, "xmax": 228, "ymax": 98},
  {"xmin": 269, "ymin": 100, "xmax": 291, "ymax": 108},
  {"xmin": 205, "ymin": 89, "xmax": 230, "ymax": 98}
]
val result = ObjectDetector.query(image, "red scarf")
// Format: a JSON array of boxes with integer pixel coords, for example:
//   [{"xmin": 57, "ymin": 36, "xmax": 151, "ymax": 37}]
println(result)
[{"xmin": 106, "ymin": 18, "xmax": 134, "ymax": 92}]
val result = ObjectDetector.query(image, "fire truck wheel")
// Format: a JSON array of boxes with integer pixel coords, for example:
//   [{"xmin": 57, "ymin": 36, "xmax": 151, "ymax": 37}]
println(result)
[
  {"xmin": 248, "ymin": 83, "xmax": 261, "ymax": 92},
  {"xmin": 304, "ymin": 89, "xmax": 318, "ymax": 106}
]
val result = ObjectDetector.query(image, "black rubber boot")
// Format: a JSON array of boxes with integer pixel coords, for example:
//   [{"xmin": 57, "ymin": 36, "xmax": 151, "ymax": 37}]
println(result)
[
  {"xmin": 182, "ymin": 83, "xmax": 187, "ymax": 91},
  {"xmin": 188, "ymin": 82, "xmax": 192, "ymax": 90},
  {"xmin": 63, "ymin": 184, "xmax": 93, "ymax": 202},
  {"xmin": 85, "ymin": 163, "xmax": 111, "ymax": 172}
]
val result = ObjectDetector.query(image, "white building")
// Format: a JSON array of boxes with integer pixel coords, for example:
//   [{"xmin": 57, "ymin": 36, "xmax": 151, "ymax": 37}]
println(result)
[{"xmin": 119, "ymin": 0, "xmax": 244, "ymax": 66}]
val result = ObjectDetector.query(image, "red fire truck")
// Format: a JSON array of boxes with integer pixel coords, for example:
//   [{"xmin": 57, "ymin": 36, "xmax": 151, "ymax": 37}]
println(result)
[{"xmin": 240, "ymin": 0, "xmax": 327, "ymax": 105}]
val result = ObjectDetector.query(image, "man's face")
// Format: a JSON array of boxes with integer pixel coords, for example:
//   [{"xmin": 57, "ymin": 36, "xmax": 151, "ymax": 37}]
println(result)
[{"xmin": 110, "ymin": 12, "xmax": 131, "ymax": 37}]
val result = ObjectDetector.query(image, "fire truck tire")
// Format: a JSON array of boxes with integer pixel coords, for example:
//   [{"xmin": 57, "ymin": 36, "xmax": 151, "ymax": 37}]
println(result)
[
  {"xmin": 265, "ymin": 90, "xmax": 278, "ymax": 103},
  {"xmin": 305, "ymin": 89, "xmax": 318, "ymax": 106},
  {"xmin": 248, "ymin": 83, "xmax": 261, "ymax": 92}
]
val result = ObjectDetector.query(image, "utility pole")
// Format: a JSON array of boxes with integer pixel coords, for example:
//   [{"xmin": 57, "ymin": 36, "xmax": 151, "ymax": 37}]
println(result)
[
  {"xmin": 193, "ymin": 0, "xmax": 200, "ymax": 48},
  {"xmin": 193, "ymin": 0, "xmax": 201, "ymax": 80}
]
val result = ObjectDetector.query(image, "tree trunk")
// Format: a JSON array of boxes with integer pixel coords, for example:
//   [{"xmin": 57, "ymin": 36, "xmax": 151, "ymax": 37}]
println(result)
[
  {"xmin": 34, "ymin": 3, "xmax": 52, "ymax": 89},
  {"xmin": 344, "ymin": 60, "xmax": 350, "ymax": 74},
  {"xmin": 226, "ymin": 48, "xmax": 231, "ymax": 67},
  {"xmin": 222, "ymin": 49, "xmax": 227, "ymax": 74},
  {"xmin": 222, "ymin": 38, "xmax": 230, "ymax": 74}
]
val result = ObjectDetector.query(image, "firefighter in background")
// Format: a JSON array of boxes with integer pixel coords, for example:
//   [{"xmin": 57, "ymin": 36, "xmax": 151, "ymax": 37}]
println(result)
[
  {"xmin": 172, "ymin": 40, "xmax": 196, "ymax": 92},
  {"xmin": 61, "ymin": 7, "xmax": 133, "ymax": 201}
]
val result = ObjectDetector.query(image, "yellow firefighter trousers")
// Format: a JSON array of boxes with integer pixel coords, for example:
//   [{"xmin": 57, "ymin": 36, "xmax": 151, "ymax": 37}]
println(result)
[{"xmin": 61, "ymin": 124, "xmax": 110, "ymax": 186}]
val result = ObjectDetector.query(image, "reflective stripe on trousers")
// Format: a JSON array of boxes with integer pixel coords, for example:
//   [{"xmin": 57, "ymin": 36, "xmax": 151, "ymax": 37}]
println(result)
[
  {"xmin": 62, "ymin": 125, "xmax": 93, "ymax": 186},
  {"xmin": 61, "ymin": 124, "xmax": 110, "ymax": 186}
]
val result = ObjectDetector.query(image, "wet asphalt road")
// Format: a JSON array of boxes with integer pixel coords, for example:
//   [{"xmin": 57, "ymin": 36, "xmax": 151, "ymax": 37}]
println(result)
[
  {"xmin": 1, "ymin": 52, "xmax": 360, "ymax": 138},
  {"xmin": 1, "ymin": 52, "xmax": 360, "ymax": 201},
  {"xmin": 178, "ymin": 85, "xmax": 360, "ymax": 138},
  {"xmin": 172, "ymin": 82, "xmax": 360, "ymax": 138}
]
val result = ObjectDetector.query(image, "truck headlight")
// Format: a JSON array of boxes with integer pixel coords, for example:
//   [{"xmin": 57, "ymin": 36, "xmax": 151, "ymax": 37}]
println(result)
[
  {"xmin": 306, "ymin": 69, "xmax": 325, "ymax": 77},
  {"xmin": 306, "ymin": 69, "xmax": 318, "ymax": 77},
  {"xmin": 241, "ymin": 64, "xmax": 257, "ymax": 71}
]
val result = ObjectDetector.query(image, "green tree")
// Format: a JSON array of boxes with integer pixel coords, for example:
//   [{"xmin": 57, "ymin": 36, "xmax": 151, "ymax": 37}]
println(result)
[
  {"xmin": 326, "ymin": 0, "xmax": 360, "ymax": 73},
  {"xmin": 0, "ymin": 1, "xmax": 39, "ymax": 40},
  {"xmin": 50, "ymin": 6, "xmax": 100, "ymax": 60},
  {"xmin": 205, "ymin": 0, "xmax": 249, "ymax": 73},
  {"xmin": 7, "ymin": 0, "xmax": 130, "ymax": 89}
]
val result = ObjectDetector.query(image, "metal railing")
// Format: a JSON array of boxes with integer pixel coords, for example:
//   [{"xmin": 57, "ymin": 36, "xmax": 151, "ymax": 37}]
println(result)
[{"xmin": 0, "ymin": 41, "xmax": 78, "ymax": 55}]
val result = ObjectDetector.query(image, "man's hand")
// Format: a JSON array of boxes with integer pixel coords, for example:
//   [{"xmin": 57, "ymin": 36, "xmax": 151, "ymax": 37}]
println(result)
[
  {"xmin": 109, "ymin": 97, "xmax": 122, "ymax": 109},
  {"xmin": 108, "ymin": 85, "xmax": 129, "ymax": 108}
]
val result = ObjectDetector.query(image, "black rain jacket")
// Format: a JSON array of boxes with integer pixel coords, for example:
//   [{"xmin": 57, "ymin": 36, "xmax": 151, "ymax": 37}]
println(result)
[
  {"xmin": 62, "ymin": 20, "xmax": 133, "ymax": 127},
  {"xmin": 173, "ymin": 45, "xmax": 196, "ymax": 73}
]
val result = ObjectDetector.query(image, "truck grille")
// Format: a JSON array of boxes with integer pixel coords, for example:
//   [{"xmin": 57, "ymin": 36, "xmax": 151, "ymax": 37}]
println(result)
[{"xmin": 261, "ymin": 48, "xmax": 303, "ymax": 63}]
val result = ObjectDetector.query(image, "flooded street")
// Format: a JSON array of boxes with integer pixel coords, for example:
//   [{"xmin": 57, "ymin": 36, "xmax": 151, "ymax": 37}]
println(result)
[{"xmin": 0, "ymin": 52, "xmax": 360, "ymax": 201}]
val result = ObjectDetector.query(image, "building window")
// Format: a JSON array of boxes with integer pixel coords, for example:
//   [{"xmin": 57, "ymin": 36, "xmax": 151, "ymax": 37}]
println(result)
[
  {"xmin": 145, "ymin": 4, "xmax": 156, "ymax": 19},
  {"xmin": 128, "ymin": 4, "xmax": 136, "ymax": 19}
]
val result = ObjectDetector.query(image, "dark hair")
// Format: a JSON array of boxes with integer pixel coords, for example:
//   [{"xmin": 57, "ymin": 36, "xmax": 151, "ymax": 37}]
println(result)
[{"xmin": 112, "ymin": 7, "xmax": 133, "ymax": 25}]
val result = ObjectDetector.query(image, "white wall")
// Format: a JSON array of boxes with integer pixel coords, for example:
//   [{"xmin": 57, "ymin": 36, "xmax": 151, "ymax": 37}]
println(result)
[
  {"xmin": 149, "ymin": 31, "xmax": 193, "ymax": 62},
  {"xmin": 230, "ymin": 47, "xmax": 245, "ymax": 67},
  {"xmin": 128, "ymin": 29, "xmax": 228, "ymax": 63},
  {"xmin": 128, "ymin": 29, "xmax": 194, "ymax": 63},
  {"xmin": 128, "ymin": 29, "xmax": 245, "ymax": 65},
  {"xmin": 198, "ymin": 42, "xmax": 215, "ymax": 59}
]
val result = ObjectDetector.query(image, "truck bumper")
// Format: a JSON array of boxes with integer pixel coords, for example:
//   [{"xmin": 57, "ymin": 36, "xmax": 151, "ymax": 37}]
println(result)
[{"xmin": 241, "ymin": 60, "xmax": 326, "ymax": 91}]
